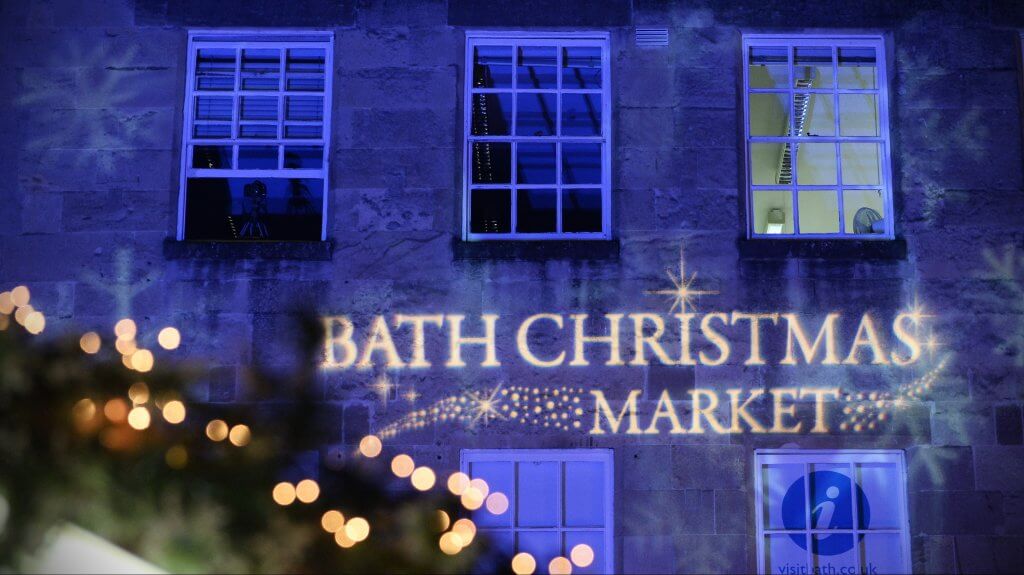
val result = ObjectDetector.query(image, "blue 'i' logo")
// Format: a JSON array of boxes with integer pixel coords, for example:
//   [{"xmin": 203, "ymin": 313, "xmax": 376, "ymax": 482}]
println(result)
[{"xmin": 780, "ymin": 470, "xmax": 871, "ymax": 555}]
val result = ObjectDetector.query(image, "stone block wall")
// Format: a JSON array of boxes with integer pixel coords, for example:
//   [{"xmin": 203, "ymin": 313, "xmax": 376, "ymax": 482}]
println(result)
[{"xmin": 1, "ymin": 0, "xmax": 1023, "ymax": 572}]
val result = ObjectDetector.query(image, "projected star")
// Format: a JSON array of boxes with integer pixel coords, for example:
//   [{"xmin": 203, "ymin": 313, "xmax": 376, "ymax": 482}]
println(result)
[
  {"xmin": 466, "ymin": 384, "xmax": 506, "ymax": 428},
  {"xmin": 646, "ymin": 244, "xmax": 718, "ymax": 313},
  {"xmin": 402, "ymin": 387, "xmax": 421, "ymax": 404},
  {"xmin": 370, "ymin": 374, "xmax": 395, "ymax": 406}
]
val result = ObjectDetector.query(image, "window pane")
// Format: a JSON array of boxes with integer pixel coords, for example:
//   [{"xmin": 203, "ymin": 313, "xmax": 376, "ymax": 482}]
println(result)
[
  {"xmin": 286, "ymin": 96, "xmax": 323, "ymax": 121},
  {"xmin": 517, "ymin": 461, "xmax": 558, "ymax": 527},
  {"xmin": 195, "ymin": 48, "xmax": 235, "ymax": 91},
  {"xmin": 749, "ymin": 46, "xmax": 788, "ymax": 89},
  {"xmin": 472, "ymin": 142, "xmax": 512, "ymax": 183},
  {"xmin": 518, "ymin": 531, "xmax": 560, "ymax": 572},
  {"xmin": 193, "ymin": 124, "xmax": 231, "ymax": 139},
  {"xmin": 283, "ymin": 146, "xmax": 323, "ymax": 169},
  {"xmin": 750, "ymin": 143, "xmax": 792, "ymax": 185},
  {"xmin": 753, "ymin": 191, "xmax": 793, "ymax": 234},
  {"xmin": 794, "ymin": 46, "xmax": 833, "ymax": 88},
  {"xmin": 240, "ymin": 96, "xmax": 277, "ymax": 120},
  {"xmin": 470, "ymin": 189, "xmax": 511, "ymax": 233},
  {"xmin": 843, "ymin": 189, "xmax": 886, "ymax": 234},
  {"xmin": 796, "ymin": 142, "xmax": 837, "ymax": 185},
  {"xmin": 517, "ymin": 46, "xmax": 557, "ymax": 89},
  {"xmin": 840, "ymin": 142, "xmax": 881, "ymax": 185},
  {"xmin": 285, "ymin": 124, "xmax": 322, "ymax": 139},
  {"xmin": 192, "ymin": 145, "xmax": 232, "ymax": 169},
  {"xmin": 516, "ymin": 189, "xmax": 557, "ymax": 233},
  {"xmin": 517, "ymin": 143, "xmax": 556, "ymax": 184},
  {"xmin": 749, "ymin": 93, "xmax": 790, "ymax": 136},
  {"xmin": 565, "ymin": 461, "xmax": 604, "ymax": 527},
  {"xmin": 286, "ymin": 48, "xmax": 325, "ymax": 91},
  {"xmin": 838, "ymin": 47, "xmax": 877, "ymax": 89},
  {"xmin": 184, "ymin": 177, "xmax": 323, "ymax": 241},
  {"xmin": 470, "ymin": 461, "xmax": 514, "ymax": 528},
  {"xmin": 861, "ymin": 533, "xmax": 903, "ymax": 574},
  {"xmin": 517, "ymin": 93, "xmax": 556, "ymax": 136},
  {"xmin": 856, "ymin": 463, "xmax": 900, "ymax": 529},
  {"xmin": 474, "ymin": 45, "xmax": 513, "ymax": 88},
  {"xmin": 561, "ymin": 144, "xmax": 601, "ymax": 184},
  {"xmin": 562, "ymin": 189, "xmax": 602, "ymax": 233},
  {"xmin": 238, "ymin": 146, "xmax": 278, "ymax": 169},
  {"xmin": 809, "ymin": 465, "xmax": 853, "ymax": 530},
  {"xmin": 241, "ymin": 49, "xmax": 279, "ymax": 91},
  {"xmin": 562, "ymin": 46, "xmax": 602, "ymax": 89},
  {"xmin": 839, "ymin": 93, "xmax": 879, "ymax": 136},
  {"xmin": 764, "ymin": 534, "xmax": 806, "ymax": 574},
  {"xmin": 798, "ymin": 93, "xmax": 835, "ymax": 137},
  {"xmin": 472, "ymin": 93, "xmax": 513, "ymax": 136},
  {"xmin": 565, "ymin": 531, "xmax": 604, "ymax": 575},
  {"xmin": 561, "ymin": 93, "xmax": 601, "ymax": 136},
  {"xmin": 798, "ymin": 190, "xmax": 839, "ymax": 233},
  {"xmin": 240, "ymin": 124, "xmax": 277, "ymax": 139},
  {"xmin": 195, "ymin": 96, "xmax": 232, "ymax": 121},
  {"xmin": 812, "ymin": 533, "xmax": 856, "ymax": 572},
  {"xmin": 762, "ymin": 463, "xmax": 805, "ymax": 529}
]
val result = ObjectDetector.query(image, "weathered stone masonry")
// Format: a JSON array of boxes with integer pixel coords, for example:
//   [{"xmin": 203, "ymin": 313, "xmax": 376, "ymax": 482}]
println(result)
[{"xmin": 2, "ymin": 0, "xmax": 1024, "ymax": 572}]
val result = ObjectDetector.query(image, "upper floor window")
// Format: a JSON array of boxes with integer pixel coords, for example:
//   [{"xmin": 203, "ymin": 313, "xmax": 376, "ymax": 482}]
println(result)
[
  {"xmin": 755, "ymin": 450, "xmax": 911, "ymax": 575},
  {"xmin": 463, "ymin": 32, "xmax": 611, "ymax": 240},
  {"xmin": 744, "ymin": 36, "xmax": 893, "ymax": 239},
  {"xmin": 177, "ymin": 31, "xmax": 333, "ymax": 241},
  {"xmin": 461, "ymin": 449, "xmax": 613, "ymax": 574}
]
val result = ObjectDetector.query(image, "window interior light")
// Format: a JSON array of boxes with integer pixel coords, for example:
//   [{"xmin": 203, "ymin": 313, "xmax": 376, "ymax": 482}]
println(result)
[{"xmin": 765, "ymin": 207, "xmax": 786, "ymax": 234}]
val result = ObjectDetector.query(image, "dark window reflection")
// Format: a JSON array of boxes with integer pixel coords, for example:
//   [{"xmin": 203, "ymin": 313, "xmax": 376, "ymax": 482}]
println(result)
[
  {"xmin": 474, "ymin": 46, "xmax": 513, "ymax": 88},
  {"xmin": 517, "ymin": 93, "xmax": 556, "ymax": 136},
  {"xmin": 185, "ymin": 177, "xmax": 323, "ymax": 241},
  {"xmin": 195, "ymin": 96, "xmax": 232, "ymax": 121},
  {"xmin": 562, "ymin": 46, "xmax": 602, "ymax": 89},
  {"xmin": 517, "ymin": 143, "xmax": 556, "ymax": 184},
  {"xmin": 284, "ymin": 146, "xmax": 324, "ymax": 169},
  {"xmin": 238, "ymin": 146, "xmax": 278, "ymax": 169},
  {"xmin": 472, "ymin": 93, "xmax": 512, "ymax": 136},
  {"xmin": 517, "ymin": 46, "xmax": 557, "ymax": 89},
  {"xmin": 241, "ymin": 96, "xmax": 277, "ymax": 120},
  {"xmin": 286, "ymin": 96, "xmax": 324, "ymax": 121},
  {"xmin": 470, "ymin": 189, "xmax": 511, "ymax": 233},
  {"xmin": 472, "ymin": 142, "xmax": 511, "ymax": 184},
  {"xmin": 285, "ymin": 124, "xmax": 322, "ymax": 139},
  {"xmin": 286, "ymin": 48, "xmax": 326, "ymax": 91},
  {"xmin": 561, "ymin": 94, "xmax": 601, "ymax": 136},
  {"xmin": 192, "ymin": 145, "xmax": 232, "ymax": 169},
  {"xmin": 240, "ymin": 124, "xmax": 277, "ymax": 139},
  {"xmin": 241, "ymin": 49, "xmax": 279, "ymax": 90},
  {"xmin": 562, "ymin": 144, "xmax": 601, "ymax": 184},
  {"xmin": 562, "ymin": 188, "xmax": 602, "ymax": 232},
  {"xmin": 194, "ymin": 124, "xmax": 230, "ymax": 139},
  {"xmin": 516, "ymin": 189, "xmax": 557, "ymax": 233},
  {"xmin": 196, "ymin": 48, "xmax": 235, "ymax": 91}
]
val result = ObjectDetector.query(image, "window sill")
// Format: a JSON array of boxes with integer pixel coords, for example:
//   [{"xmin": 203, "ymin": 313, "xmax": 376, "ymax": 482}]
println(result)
[
  {"xmin": 163, "ymin": 238, "xmax": 333, "ymax": 261},
  {"xmin": 737, "ymin": 237, "xmax": 906, "ymax": 260},
  {"xmin": 452, "ymin": 238, "xmax": 620, "ymax": 261}
]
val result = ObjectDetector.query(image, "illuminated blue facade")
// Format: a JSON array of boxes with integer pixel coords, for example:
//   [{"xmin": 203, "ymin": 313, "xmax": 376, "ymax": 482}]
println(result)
[{"xmin": 2, "ymin": 1, "xmax": 1024, "ymax": 572}]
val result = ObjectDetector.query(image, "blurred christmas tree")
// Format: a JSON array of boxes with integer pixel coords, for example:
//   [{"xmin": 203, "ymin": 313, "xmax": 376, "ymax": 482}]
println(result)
[{"xmin": 0, "ymin": 286, "xmax": 508, "ymax": 574}]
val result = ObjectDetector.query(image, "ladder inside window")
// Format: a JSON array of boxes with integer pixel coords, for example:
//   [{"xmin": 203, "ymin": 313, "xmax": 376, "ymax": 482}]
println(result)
[{"xmin": 776, "ymin": 78, "xmax": 814, "ymax": 185}]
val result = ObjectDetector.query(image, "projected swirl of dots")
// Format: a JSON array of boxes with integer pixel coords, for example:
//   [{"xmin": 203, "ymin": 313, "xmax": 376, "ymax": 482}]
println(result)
[
  {"xmin": 838, "ymin": 354, "xmax": 951, "ymax": 432},
  {"xmin": 375, "ymin": 384, "xmax": 587, "ymax": 440}
]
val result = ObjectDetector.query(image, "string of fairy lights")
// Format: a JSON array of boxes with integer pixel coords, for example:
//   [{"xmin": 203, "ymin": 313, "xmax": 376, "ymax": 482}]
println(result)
[
  {"xmin": 2, "ymin": 284, "xmax": 590, "ymax": 574},
  {"xmin": 374, "ymin": 382, "xmax": 589, "ymax": 440}
]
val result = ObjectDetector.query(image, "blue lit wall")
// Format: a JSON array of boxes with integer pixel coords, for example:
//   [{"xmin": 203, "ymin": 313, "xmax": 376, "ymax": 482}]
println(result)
[{"xmin": 1, "ymin": 1, "xmax": 1023, "ymax": 572}]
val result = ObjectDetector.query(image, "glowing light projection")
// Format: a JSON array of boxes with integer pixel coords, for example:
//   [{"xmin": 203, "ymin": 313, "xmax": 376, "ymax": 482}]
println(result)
[{"xmin": 645, "ymin": 244, "xmax": 718, "ymax": 313}]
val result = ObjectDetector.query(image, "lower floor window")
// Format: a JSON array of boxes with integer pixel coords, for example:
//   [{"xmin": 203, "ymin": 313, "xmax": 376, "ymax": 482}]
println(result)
[
  {"xmin": 461, "ymin": 449, "xmax": 613, "ymax": 574},
  {"xmin": 755, "ymin": 450, "xmax": 911, "ymax": 575}
]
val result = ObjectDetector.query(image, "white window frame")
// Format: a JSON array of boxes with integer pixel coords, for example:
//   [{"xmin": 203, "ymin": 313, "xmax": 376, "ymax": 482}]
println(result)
[
  {"xmin": 462, "ymin": 31, "xmax": 612, "ymax": 241},
  {"xmin": 460, "ymin": 448, "xmax": 614, "ymax": 571},
  {"xmin": 742, "ymin": 34, "xmax": 895, "ymax": 240},
  {"xmin": 177, "ymin": 29, "xmax": 334, "ymax": 241},
  {"xmin": 754, "ymin": 449, "xmax": 912, "ymax": 575}
]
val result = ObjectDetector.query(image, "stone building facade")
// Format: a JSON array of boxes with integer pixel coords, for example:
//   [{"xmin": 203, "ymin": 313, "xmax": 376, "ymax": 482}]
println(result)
[{"xmin": 2, "ymin": 0, "xmax": 1024, "ymax": 573}]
